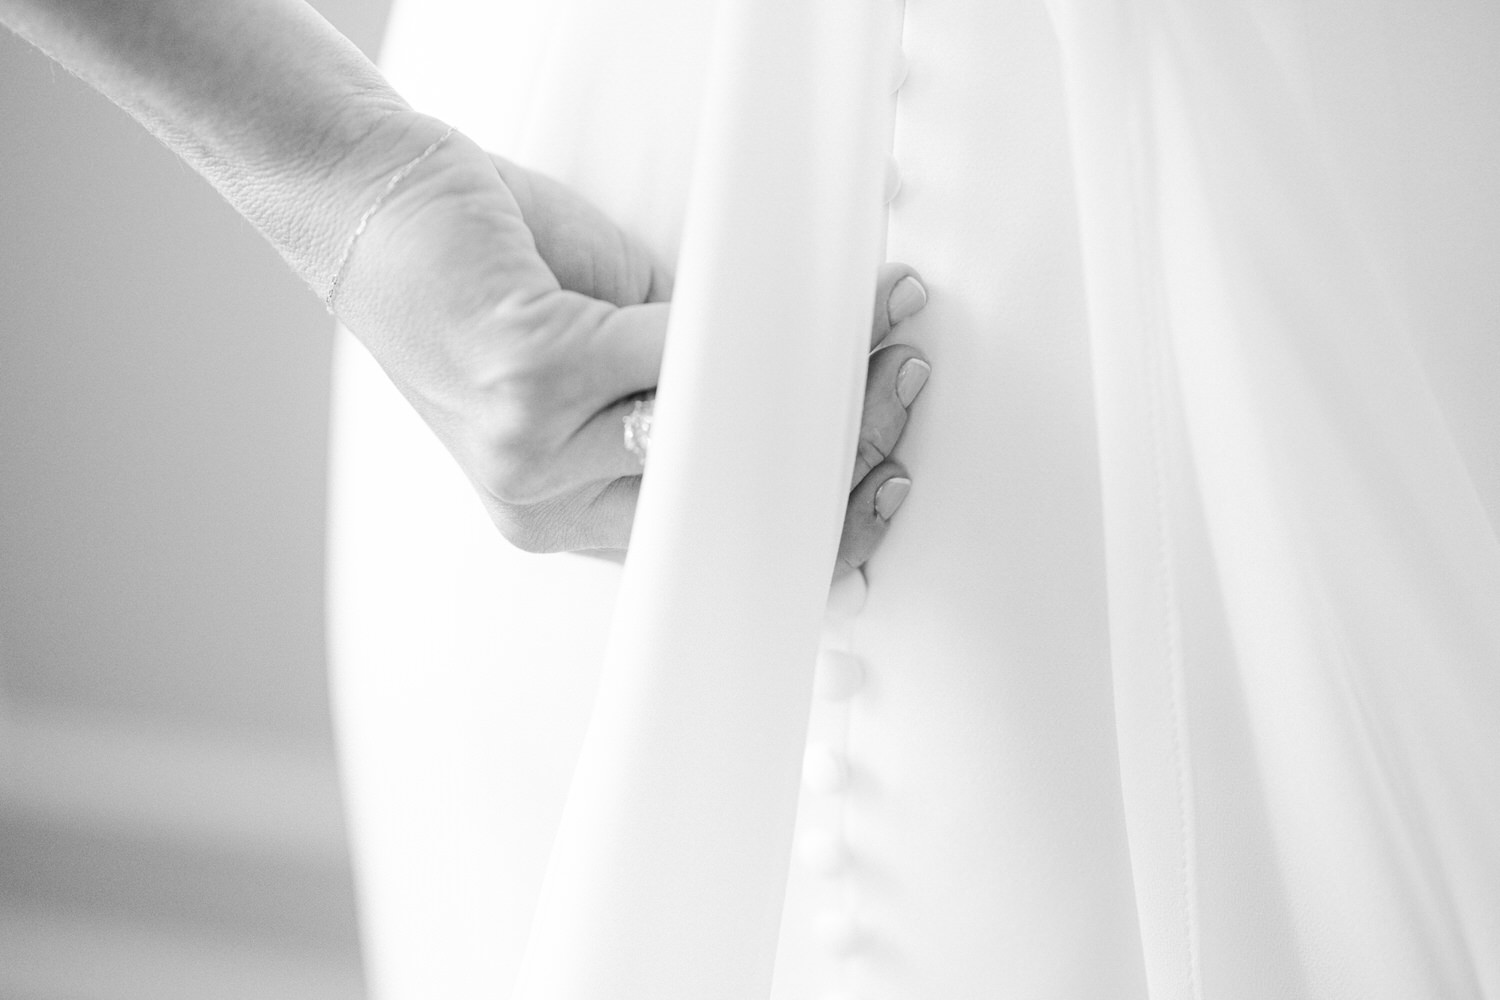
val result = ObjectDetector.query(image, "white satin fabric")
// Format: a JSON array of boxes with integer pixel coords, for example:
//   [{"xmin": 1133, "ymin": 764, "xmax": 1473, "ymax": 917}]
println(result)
[{"xmin": 327, "ymin": 1, "xmax": 1500, "ymax": 998}]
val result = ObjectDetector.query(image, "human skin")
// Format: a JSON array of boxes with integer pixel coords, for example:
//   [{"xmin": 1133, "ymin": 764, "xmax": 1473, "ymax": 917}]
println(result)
[{"xmin": 0, "ymin": 0, "xmax": 931, "ymax": 572}]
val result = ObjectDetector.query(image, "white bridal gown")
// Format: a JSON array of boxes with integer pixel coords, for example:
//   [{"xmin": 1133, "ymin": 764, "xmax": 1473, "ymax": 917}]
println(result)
[{"xmin": 327, "ymin": 1, "xmax": 1500, "ymax": 998}]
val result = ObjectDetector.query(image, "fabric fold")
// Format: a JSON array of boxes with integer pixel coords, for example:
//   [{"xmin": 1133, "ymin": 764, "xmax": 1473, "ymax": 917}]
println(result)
[
  {"xmin": 511, "ymin": 2, "xmax": 896, "ymax": 997},
  {"xmin": 1052, "ymin": 2, "xmax": 1500, "ymax": 996}
]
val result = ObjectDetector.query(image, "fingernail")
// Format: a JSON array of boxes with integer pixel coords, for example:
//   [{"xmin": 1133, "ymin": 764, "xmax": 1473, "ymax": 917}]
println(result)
[
  {"xmin": 886, "ymin": 275, "xmax": 927, "ymax": 326},
  {"xmin": 895, "ymin": 357, "xmax": 931, "ymax": 407},
  {"xmin": 874, "ymin": 476, "xmax": 912, "ymax": 521}
]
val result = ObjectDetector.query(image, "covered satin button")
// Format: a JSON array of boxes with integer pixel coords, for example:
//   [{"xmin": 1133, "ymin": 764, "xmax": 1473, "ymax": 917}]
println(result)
[
  {"xmin": 803, "ymin": 744, "xmax": 851, "ymax": 794},
  {"xmin": 825, "ymin": 569, "xmax": 869, "ymax": 619},
  {"xmin": 797, "ymin": 828, "xmax": 848, "ymax": 875},
  {"xmin": 884, "ymin": 157, "xmax": 903, "ymax": 203},
  {"xmin": 816, "ymin": 909, "xmax": 863, "ymax": 955},
  {"xmin": 814, "ymin": 649, "xmax": 867, "ymax": 701},
  {"xmin": 888, "ymin": 51, "xmax": 910, "ymax": 94}
]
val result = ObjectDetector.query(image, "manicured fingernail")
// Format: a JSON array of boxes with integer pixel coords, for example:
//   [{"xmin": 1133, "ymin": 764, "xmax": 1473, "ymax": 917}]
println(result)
[
  {"xmin": 895, "ymin": 357, "xmax": 931, "ymax": 407},
  {"xmin": 886, "ymin": 275, "xmax": 927, "ymax": 326},
  {"xmin": 874, "ymin": 476, "xmax": 912, "ymax": 521}
]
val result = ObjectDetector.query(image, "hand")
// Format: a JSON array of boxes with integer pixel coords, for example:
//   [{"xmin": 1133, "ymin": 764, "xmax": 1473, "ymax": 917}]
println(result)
[{"xmin": 334, "ymin": 115, "xmax": 930, "ymax": 575}]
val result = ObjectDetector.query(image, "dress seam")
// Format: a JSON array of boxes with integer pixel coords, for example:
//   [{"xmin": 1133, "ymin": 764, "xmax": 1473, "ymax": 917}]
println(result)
[{"xmin": 1124, "ymin": 20, "xmax": 1204, "ymax": 999}]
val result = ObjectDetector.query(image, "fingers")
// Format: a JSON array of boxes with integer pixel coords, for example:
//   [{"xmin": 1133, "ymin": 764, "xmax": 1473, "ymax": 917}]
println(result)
[
  {"xmin": 851, "ymin": 343, "xmax": 931, "ymax": 488},
  {"xmin": 585, "ymin": 299, "xmax": 670, "ymax": 401},
  {"xmin": 490, "ymin": 153, "xmax": 673, "ymax": 307},
  {"xmin": 568, "ymin": 264, "xmax": 931, "ymax": 498},
  {"xmin": 852, "ymin": 266, "xmax": 930, "ymax": 487},
  {"xmin": 835, "ymin": 461, "xmax": 912, "ymax": 579},
  {"xmin": 479, "ymin": 257, "xmax": 931, "ymax": 565},
  {"xmin": 559, "ymin": 392, "xmax": 659, "ymax": 490},
  {"xmin": 474, "ymin": 293, "xmax": 666, "ymax": 506},
  {"xmin": 870, "ymin": 262, "xmax": 927, "ymax": 348},
  {"xmin": 837, "ymin": 265, "xmax": 929, "ymax": 576},
  {"xmin": 558, "ymin": 300, "xmax": 670, "ymax": 485}
]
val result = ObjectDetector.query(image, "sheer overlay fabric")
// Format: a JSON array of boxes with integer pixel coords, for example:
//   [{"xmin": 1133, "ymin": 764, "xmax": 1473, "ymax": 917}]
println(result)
[{"xmin": 328, "ymin": 1, "xmax": 1500, "ymax": 997}]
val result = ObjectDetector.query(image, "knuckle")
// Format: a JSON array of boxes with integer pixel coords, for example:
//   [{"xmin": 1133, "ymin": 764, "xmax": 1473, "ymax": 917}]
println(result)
[
  {"xmin": 869, "ymin": 343, "xmax": 913, "ymax": 379},
  {"xmin": 468, "ymin": 369, "xmax": 589, "ymax": 508},
  {"xmin": 474, "ymin": 417, "xmax": 555, "ymax": 507},
  {"xmin": 856, "ymin": 437, "xmax": 887, "ymax": 474},
  {"xmin": 858, "ymin": 411, "xmax": 904, "ymax": 463},
  {"xmin": 840, "ymin": 503, "xmax": 877, "ymax": 550},
  {"xmin": 472, "ymin": 377, "xmax": 580, "ymax": 500},
  {"xmin": 490, "ymin": 508, "xmax": 555, "ymax": 554},
  {"xmin": 482, "ymin": 457, "xmax": 549, "ymax": 507}
]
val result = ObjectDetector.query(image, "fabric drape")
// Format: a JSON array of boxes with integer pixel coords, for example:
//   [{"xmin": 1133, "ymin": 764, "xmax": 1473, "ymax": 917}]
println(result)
[
  {"xmin": 1054, "ymin": 2, "xmax": 1500, "ymax": 995},
  {"xmin": 328, "ymin": 1, "xmax": 1500, "ymax": 997}
]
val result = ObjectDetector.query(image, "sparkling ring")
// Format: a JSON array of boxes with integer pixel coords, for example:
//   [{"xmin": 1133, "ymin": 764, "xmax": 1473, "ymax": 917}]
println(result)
[{"xmin": 623, "ymin": 396, "xmax": 654, "ymax": 465}]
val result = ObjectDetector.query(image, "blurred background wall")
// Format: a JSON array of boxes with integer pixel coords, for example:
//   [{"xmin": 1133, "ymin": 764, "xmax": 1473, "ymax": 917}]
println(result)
[{"xmin": 1, "ymin": 2, "xmax": 393, "ymax": 996}]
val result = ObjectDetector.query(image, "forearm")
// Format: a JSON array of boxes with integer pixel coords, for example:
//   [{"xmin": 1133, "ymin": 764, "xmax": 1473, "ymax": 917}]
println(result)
[{"xmin": 0, "ymin": 0, "xmax": 431, "ymax": 294}]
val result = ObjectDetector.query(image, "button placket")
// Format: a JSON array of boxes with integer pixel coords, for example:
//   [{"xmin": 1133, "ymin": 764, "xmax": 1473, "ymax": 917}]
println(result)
[
  {"xmin": 800, "ymin": 12, "xmax": 910, "ymax": 995},
  {"xmin": 802, "ymin": 612, "xmax": 867, "ymax": 983}
]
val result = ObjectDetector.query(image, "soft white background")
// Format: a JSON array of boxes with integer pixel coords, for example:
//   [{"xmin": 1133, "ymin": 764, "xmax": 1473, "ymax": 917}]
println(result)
[{"xmin": 0, "ymin": 2, "xmax": 391, "ymax": 996}]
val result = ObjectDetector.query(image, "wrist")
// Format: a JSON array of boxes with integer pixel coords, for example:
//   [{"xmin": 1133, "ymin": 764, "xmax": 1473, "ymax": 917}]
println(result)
[
  {"xmin": 320, "ymin": 117, "xmax": 531, "ymax": 331},
  {"xmin": 234, "ymin": 99, "xmax": 446, "ymax": 300},
  {"xmin": 322, "ymin": 116, "xmax": 460, "ymax": 313},
  {"xmin": 0, "ymin": 0, "xmax": 427, "ymax": 298}
]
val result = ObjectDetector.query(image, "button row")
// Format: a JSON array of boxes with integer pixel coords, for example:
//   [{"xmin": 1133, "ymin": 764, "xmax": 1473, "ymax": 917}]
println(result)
[
  {"xmin": 817, "ymin": 908, "xmax": 863, "ymax": 956},
  {"xmin": 814, "ymin": 649, "xmax": 867, "ymax": 701},
  {"xmin": 796, "ymin": 35, "xmax": 908, "ymax": 997},
  {"xmin": 796, "ymin": 827, "xmax": 848, "ymax": 875},
  {"xmin": 826, "ymin": 568, "xmax": 869, "ymax": 620},
  {"xmin": 889, "ymin": 51, "xmax": 910, "ymax": 94},
  {"xmin": 803, "ymin": 743, "xmax": 851, "ymax": 794}
]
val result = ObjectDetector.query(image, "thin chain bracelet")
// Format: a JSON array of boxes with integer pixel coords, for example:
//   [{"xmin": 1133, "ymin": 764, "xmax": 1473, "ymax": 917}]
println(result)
[{"xmin": 324, "ymin": 125, "xmax": 457, "ymax": 315}]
